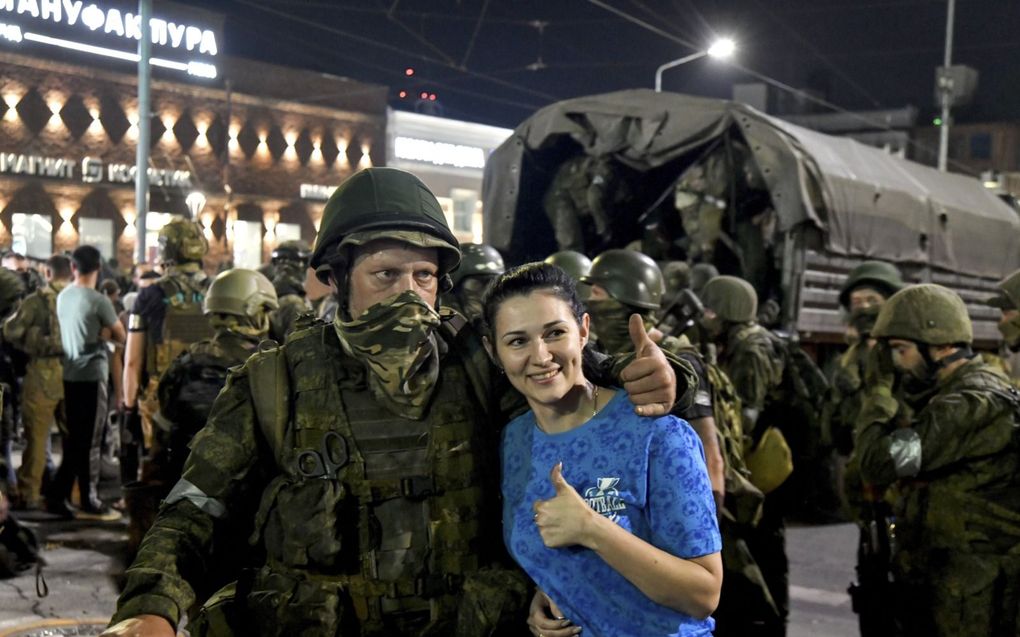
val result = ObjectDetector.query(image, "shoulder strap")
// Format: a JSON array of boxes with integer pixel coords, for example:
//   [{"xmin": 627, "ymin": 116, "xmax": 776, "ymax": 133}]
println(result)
[
  {"xmin": 246, "ymin": 341, "xmax": 292, "ymax": 464},
  {"xmin": 437, "ymin": 308, "xmax": 493, "ymax": 414}
]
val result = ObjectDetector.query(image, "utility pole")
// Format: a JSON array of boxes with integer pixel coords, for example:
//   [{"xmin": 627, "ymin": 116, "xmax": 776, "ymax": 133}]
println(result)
[
  {"xmin": 134, "ymin": 0, "xmax": 152, "ymax": 263},
  {"xmin": 937, "ymin": 0, "xmax": 956, "ymax": 172}
]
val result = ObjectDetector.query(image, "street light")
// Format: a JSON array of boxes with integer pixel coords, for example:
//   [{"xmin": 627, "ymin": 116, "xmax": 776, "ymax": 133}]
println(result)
[
  {"xmin": 654, "ymin": 37, "xmax": 736, "ymax": 92},
  {"xmin": 185, "ymin": 191, "xmax": 207, "ymax": 220}
]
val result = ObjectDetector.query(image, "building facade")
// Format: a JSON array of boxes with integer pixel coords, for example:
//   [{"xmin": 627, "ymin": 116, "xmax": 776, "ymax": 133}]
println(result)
[{"xmin": 0, "ymin": 1, "xmax": 388, "ymax": 270}]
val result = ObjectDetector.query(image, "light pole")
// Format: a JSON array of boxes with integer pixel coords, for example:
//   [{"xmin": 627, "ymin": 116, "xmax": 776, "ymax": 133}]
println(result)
[
  {"xmin": 936, "ymin": 0, "xmax": 956, "ymax": 172},
  {"xmin": 655, "ymin": 37, "xmax": 735, "ymax": 92}
]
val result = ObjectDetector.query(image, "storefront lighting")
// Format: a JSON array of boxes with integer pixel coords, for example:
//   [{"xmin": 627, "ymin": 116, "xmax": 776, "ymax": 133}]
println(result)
[
  {"xmin": 359, "ymin": 144, "xmax": 373, "ymax": 169},
  {"xmin": 196, "ymin": 120, "xmax": 209, "ymax": 147},
  {"xmin": 162, "ymin": 118, "xmax": 174, "ymax": 142},
  {"xmin": 338, "ymin": 137, "xmax": 350, "ymax": 168},
  {"xmin": 186, "ymin": 191, "xmax": 207, "ymax": 219},
  {"xmin": 311, "ymin": 140, "xmax": 322, "ymax": 161},
  {"xmin": 285, "ymin": 131, "xmax": 297, "ymax": 159},
  {"xmin": 228, "ymin": 125, "xmax": 239, "ymax": 151},
  {"xmin": 59, "ymin": 208, "xmax": 74, "ymax": 222},
  {"xmin": 14, "ymin": 32, "xmax": 217, "ymax": 80}
]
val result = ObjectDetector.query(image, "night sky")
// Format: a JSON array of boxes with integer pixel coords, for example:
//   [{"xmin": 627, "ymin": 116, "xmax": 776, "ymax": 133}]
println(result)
[{"xmin": 179, "ymin": 0, "xmax": 1020, "ymax": 129}]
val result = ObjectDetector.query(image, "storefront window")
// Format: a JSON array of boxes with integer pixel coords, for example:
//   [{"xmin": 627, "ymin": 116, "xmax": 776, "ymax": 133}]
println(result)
[
  {"xmin": 78, "ymin": 217, "xmax": 114, "ymax": 261},
  {"xmin": 450, "ymin": 189, "xmax": 477, "ymax": 234},
  {"xmin": 276, "ymin": 223, "xmax": 301, "ymax": 243},
  {"xmin": 11, "ymin": 213, "xmax": 53, "ymax": 259},
  {"xmin": 145, "ymin": 212, "xmax": 176, "ymax": 264},
  {"xmin": 233, "ymin": 220, "xmax": 263, "ymax": 268}
]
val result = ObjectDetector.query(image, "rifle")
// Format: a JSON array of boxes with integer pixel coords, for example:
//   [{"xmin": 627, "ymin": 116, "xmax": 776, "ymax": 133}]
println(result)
[{"xmin": 848, "ymin": 498, "xmax": 900, "ymax": 637}]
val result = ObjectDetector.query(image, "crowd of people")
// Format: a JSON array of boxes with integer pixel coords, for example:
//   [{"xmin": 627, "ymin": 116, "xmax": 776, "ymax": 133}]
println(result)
[{"xmin": 0, "ymin": 165, "xmax": 1017, "ymax": 637}]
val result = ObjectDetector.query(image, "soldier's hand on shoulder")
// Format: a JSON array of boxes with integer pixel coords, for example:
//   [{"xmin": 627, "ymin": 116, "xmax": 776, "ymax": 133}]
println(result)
[
  {"xmin": 99, "ymin": 615, "xmax": 175, "ymax": 637},
  {"xmin": 620, "ymin": 314, "xmax": 676, "ymax": 416}
]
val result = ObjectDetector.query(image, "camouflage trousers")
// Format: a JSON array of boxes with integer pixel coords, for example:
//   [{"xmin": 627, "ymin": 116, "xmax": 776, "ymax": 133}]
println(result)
[
  {"xmin": 15, "ymin": 361, "xmax": 63, "ymax": 504},
  {"xmin": 896, "ymin": 551, "xmax": 1020, "ymax": 637}
]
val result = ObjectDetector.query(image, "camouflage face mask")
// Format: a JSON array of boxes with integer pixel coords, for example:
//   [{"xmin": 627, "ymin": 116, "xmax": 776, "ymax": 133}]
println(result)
[
  {"xmin": 999, "ymin": 314, "xmax": 1020, "ymax": 352},
  {"xmin": 334, "ymin": 289, "xmax": 441, "ymax": 420},
  {"xmin": 585, "ymin": 298, "xmax": 635, "ymax": 355},
  {"xmin": 849, "ymin": 304, "xmax": 882, "ymax": 338}
]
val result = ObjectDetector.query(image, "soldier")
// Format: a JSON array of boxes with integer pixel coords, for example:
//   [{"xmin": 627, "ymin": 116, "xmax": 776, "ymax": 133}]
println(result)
[
  {"xmin": 826, "ymin": 261, "xmax": 906, "ymax": 457},
  {"xmin": 699, "ymin": 275, "xmax": 790, "ymax": 637},
  {"xmin": 985, "ymin": 268, "xmax": 1020, "ymax": 379},
  {"xmin": 125, "ymin": 269, "xmax": 278, "ymax": 560},
  {"xmin": 122, "ymin": 219, "xmax": 212, "ymax": 487},
  {"xmin": 445, "ymin": 243, "xmax": 504, "ymax": 325},
  {"xmin": 0, "ymin": 267, "xmax": 24, "ymax": 496},
  {"xmin": 855, "ymin": 284, "xmax": 1020, "ymax": 637},
  {"xmin": 543, "ymin": 250, "xmax": 592, "ymax": 300},
  {"xmin": 267, "ymin": 240, "xmax": 314, "ymax": 343},
  {"xmin": 581, "ymin": 249, "xmax": 725, "ymax": 502},
  {"xmin": 543, "ymin": 155, "xmax": 629, "ymax": 254},
  {"xmin": 103, "ymin": 167, "xmax": 685, "ymax": 637},
  {"xmin": 3, "ymin": 255, "xmax": 71, "ymax": 510}
]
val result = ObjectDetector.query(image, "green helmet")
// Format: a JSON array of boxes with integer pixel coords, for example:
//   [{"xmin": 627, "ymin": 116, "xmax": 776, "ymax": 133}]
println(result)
[
  {"xmin": 451, "ymin": 243, "xmax": 505, "ymax": 288},
  {"xmin": 203, "ymin": 268, "xmax": 279, "ymax": 319},
  {"xmin": 157, "ymin": 217, "xmax": 208, "ymax": 264},
  {"xmin": 272, "ymin": 240, "xmax": 312, "ymax": 266},
  {"xmin": 544, "ymin": 251, "xmax": 592, "ymax": 282},
  {"xmin": 310, "ymin": 168, "xmax": 460, "ymax": 284},
  {"xmin": 700, "ymin": 275, "xmax": 758, "ymax": 323},
  {"xmin": 580, "ymin": 249, "xmax": 664, "ymax": 310},
  {"xmin": 661, "ymin": 261, "xmax": 691, "ymax": 294},
  {"xmin": 986, "ymin": 269, "xmax": 1020, "ymax": 310},
  {"xmin": 690, "ymin": 263, "xmax": 720, "ymax": 297},
  {"xmin": 838, "ymin": 260, "xmax": 905, "ymax": 309},
  {"xmin": 872, "ymin": 284, "xmax": 972, "ymax": 345}
]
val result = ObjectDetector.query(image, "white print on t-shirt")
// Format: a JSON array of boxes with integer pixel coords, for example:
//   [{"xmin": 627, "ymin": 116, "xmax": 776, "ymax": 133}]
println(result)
[{"xmin": 583, "ymin": 477, "xmax": 628, "ymax": 522}]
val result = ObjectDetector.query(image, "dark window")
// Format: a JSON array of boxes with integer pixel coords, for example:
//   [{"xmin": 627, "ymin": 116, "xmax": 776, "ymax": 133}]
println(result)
[{"xmin": 970, "ymin": 132, "xmax": 992, "ymax": 160}]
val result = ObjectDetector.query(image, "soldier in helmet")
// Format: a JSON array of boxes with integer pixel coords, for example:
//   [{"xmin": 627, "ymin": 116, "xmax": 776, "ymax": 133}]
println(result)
[
  {"xmin": 581, "ymin": 249, "xmax": 725, "ymax": 503},
  {"xmin": 124, "ymin": 269, "xmax": 278, "ymax": 561},
  {"xmin": 267, "ymin": 240, "xmax": 313, "ymax": 343},
  {"xmin": 699, "ymin": 275, "xmax": 798, "ymax": 636},
  {"xmin": 122, "ymin": 218, "xmax": 212, "ymax": 488},
  {"xmin": 104, "ymin": 167, "xmax": 686, "ymax": 637},
  {"xmin": 445, "ymin": 243, "xmax": 504, "ymax": 325},
  {"xmin": 544, "ymin": 250, "xmax": 592, "ymax": 300},
  {"xmin": 854, "ymin": 284, "xmax": 1020, "ymax": 637},
  {"xmin": 985, "ymin": 269, "xmax": 1020, "ymax": 380}
]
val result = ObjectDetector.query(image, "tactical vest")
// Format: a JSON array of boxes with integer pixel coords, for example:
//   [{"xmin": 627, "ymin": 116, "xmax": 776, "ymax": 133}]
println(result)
[
  {"xmin": 245, "ymin": 322, "xmax": 495, "ymax": 636},
  {"xmin": 148, "ymin": 273, "xmax": 213, "ymax": 377}
]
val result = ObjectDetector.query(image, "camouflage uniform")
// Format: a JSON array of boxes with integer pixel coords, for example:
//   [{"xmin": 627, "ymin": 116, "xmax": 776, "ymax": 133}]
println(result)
[
  {"xmin": 702, "ymin": 275, "xmax": 790, "ymax": 637},
  {"xmin": 125, "ymin": 219, "xmax": 212, "ymax": 484},
  {"xmin": 3, "ymin": 278, "xmax": 66, "ymax": 507},
  {"xmin": 986, "ymin": 269, "xmax": 1020, "ymax": 384},
  {"xmin": 268, "ymin": 241, "xmax": 314, "ymax": 344},
  {"xmin": 855, "ymin": 284, "xmax": 1020, "ymax": 637},
  {"xmin": 0, "ymin": 268, "xmax": 24, "ymax": 495},
  {"xmin": 445, "ymin": 243, "xmax": 504, "ymax": 325},
  {"xmin": 543, "ymin": 156, "xmax": 629, "ymax": 253}
]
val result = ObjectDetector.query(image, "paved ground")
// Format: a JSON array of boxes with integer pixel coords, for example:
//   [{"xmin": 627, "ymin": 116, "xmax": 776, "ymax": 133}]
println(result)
[{"xmin": 0, "ymin": 513, "xmax": 864, "ymax": 636}]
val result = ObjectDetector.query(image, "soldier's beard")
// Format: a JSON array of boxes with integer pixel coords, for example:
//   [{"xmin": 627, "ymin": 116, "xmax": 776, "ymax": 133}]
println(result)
[
  {"xmin": 998, "ymin": 315, "xmax": 1020, "ymax": 352},
  {"xmin": 334, "ymin": 289, "xmax": 442, "ymax": 420},
  {"xmin": 848, "ymin": 305, "xmax": 882, "ymax": 338}
]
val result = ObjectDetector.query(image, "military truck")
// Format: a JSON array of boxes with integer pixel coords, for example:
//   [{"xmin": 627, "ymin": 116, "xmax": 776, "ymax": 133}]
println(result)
[{"xmin": 482, "ymin": 89, "xmax": 1020, "ymax": 349}]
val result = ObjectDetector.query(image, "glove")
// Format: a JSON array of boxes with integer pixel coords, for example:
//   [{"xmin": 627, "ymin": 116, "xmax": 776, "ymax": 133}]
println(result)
[{"xmin": 863, "ymin": 340, "xmax": 896, "ymax": 390}]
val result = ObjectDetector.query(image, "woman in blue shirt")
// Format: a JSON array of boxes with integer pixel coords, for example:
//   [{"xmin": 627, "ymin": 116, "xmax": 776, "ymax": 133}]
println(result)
[{"xmin": 482, "ymin": 263, "xmax": 722, "ymax": 637}]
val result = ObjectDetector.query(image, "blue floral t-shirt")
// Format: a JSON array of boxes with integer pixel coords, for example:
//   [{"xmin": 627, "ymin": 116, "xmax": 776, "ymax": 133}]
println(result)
[{"xmin": 501, "ymin": 389, "xmax": 721, "ymax": 637}]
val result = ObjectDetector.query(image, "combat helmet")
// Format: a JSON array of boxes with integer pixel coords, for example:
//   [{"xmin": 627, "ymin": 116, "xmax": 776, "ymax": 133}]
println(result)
[
  {"xmin": 157, "ymin": 218, "xmax": 208, "ymax": 265},
  {"xmin": 986, "ymin": 269, "xmax": 1020, "ymax": 310},
  {"xmin": 204, "ymin": 268, "xmax": 279, "ymax": 319},
  {"xmin": 451, "ymin": 243, "xmax": 505, "ymax": 288},
  {"xmin": 838, "ymin": 261, "xmax": 905, "ymax": 309},
  {"xmin": 311, "ymin": 168, "xmax": 460, "ymax": 285},
  {"xmin": 690, "ymin": 263, "xmax": 720, "ymax": 297},
  {"xmin": 700, "ymin": 275, "xmax": 758, "ymax": 323},
  {"xmin": 661, "ymin": 261, "xmax": 691, "ymax": 294},
  {"xmin": 580, "ymin": 249, "xmax": 664, "ymax": 310},
  {"xmin": 544, "ymin": 251, "xmax": 592, "ymax": 282},
  {"xmin": 272, "ymin": 240, "xmax": 312, "ymax": 267},
  {"xmin": 872, "ymin": 284, "xmax": 972, "ymax": 345}
]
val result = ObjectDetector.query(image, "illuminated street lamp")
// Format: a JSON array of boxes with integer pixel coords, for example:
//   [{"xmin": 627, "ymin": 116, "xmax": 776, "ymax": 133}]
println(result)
[
  {"xmin": 654, "ymin": 37, "xmax": 736, "ymax": 92},
  {"xmin": 185, "ymin": 191, "xmax": 207, "ymax": 219}
]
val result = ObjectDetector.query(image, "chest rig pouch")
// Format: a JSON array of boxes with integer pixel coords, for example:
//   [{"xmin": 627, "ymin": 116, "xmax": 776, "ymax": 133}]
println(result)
[{"xmin": 248, "ymin": 323, "xmax": 488, "ymax": 636}]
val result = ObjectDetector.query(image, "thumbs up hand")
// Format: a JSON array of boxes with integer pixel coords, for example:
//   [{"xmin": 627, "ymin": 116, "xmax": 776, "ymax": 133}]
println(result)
[
  {"xmin": 620, "ymin": 314, "xmax": 675, "ymax": 416},
  {"xmin": 532, "ymin": 463, "xmax": 598, "ymax": 549}
]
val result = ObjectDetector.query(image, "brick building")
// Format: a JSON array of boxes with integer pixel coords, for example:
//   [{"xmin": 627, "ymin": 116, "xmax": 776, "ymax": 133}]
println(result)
[{"xmin": 0, "ymin": 25, "xmax": 387, "ymax": 271}]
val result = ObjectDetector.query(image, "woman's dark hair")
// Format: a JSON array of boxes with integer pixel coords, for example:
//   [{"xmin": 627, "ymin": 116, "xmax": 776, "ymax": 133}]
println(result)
[{"xmin": 482, "ymin": 262, "xmax": 600, "ymax": 368}]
